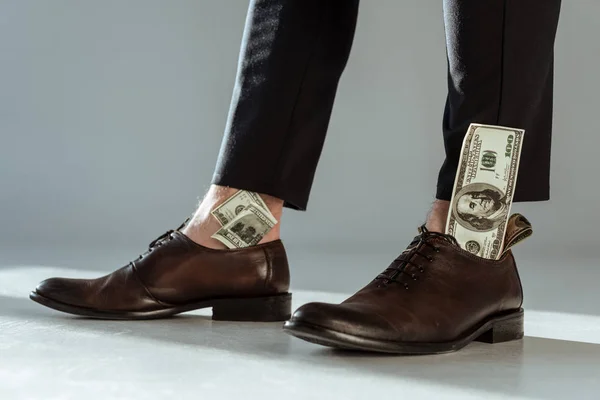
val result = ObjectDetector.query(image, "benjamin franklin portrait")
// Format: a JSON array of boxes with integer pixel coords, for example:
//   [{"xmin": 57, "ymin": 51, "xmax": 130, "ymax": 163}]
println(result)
[{"xmin": 452, "ymin": 183, "xmax": 509, "ymax": 232}]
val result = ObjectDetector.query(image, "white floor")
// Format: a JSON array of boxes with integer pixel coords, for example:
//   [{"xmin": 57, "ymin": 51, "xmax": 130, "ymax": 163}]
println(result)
[{"xmin": 2, "ymin": 266, "xmax": 600, "ymax": 400}]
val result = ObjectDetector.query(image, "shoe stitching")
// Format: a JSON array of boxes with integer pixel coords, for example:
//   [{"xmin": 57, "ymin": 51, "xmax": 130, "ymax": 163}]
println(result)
[{"xmin": 129, "ymin": 263, "xmax": 172, "ymax": 307}]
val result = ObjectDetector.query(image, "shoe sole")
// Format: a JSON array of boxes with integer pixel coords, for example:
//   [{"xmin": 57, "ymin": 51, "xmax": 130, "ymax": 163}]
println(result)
[
  {"xmin": 283, "ymin": 308, "xmax": 524, "ymax": 354},
  {"xmin": 29, "ymin": 291, "xmax": 292, "ymax": 322}
]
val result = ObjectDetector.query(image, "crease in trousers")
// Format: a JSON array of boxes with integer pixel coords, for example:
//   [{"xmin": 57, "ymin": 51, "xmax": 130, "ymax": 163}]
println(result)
[{"xmin": 212, "ymin": 0, "xmax": 562, "ymax": 211}]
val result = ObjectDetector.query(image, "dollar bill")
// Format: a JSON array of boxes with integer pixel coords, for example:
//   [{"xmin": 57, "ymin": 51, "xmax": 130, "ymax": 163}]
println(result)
[
  {"xmin": 445, "ymin": 123, "xmax": 525, "ymax": 259},
  {"xmin": 211, "ymin": 190, "xmax": 271, "ymax": 226},
  {"xmin": 500, "ymin": 213, "xmax": 533, "ymax": 256},
  {"xmin": 211, "ymin": 204, "xmax": 277, "ymax": 248}
]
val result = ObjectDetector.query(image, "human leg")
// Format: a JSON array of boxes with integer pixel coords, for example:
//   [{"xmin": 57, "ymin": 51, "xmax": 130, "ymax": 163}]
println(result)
[
  {"xmin": 286, "ymin": 0, "xmax": 562, "ymax": 353},
  {"xmin": 31, "ymin": 0, "xmax": 360, "ymax": 319},
  {"xmin": 428, "ymin": 0, "xmax": 562, "ymax": 231}
]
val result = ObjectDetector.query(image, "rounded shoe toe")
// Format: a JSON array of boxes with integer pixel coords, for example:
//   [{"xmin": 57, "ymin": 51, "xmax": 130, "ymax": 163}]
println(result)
[
  {"xmin": 35, "ymin": 277, "xmax": 88, "ymax": 307},
  {"xmin": 289, "ymin": 302, "xmax": 398, "ymax": 340}
]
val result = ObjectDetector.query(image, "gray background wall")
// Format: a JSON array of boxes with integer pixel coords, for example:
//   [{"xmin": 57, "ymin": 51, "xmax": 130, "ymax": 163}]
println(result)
[{"xmin": 1, "ymin": 1, "xmax": 599, "ymax": 313}]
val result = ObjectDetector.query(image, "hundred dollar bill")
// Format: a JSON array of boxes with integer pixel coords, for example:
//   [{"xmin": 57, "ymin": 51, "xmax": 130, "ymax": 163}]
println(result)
[
  {"xmin": 445, "ymin": 123, "xmax": 525, "ymax": 259},
  {"xmin": 500, "ymin": 213, "xmax": 533, "ymax": 256},
  {"xmin": 211, "ymin": 204, "xmax": 278, "ymax": 249},
  {"xmin": 211, "ymin": 190, "xmax": 272, "ymax": 226}
]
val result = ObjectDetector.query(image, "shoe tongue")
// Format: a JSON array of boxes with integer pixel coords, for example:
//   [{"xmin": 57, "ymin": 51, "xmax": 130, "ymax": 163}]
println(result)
[{"xmin": 501, "ymin": 213, "xmax": 533, "ymax": 255}]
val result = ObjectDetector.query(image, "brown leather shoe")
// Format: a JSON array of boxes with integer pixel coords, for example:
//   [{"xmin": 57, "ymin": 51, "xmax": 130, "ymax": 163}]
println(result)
[
  {"xmin": 30, "ymin": 222, "xmax": 292, "ymax": 321},
  {"xmin": 284, "ymin": 216, "xmax": 531, "ymax": 354}
]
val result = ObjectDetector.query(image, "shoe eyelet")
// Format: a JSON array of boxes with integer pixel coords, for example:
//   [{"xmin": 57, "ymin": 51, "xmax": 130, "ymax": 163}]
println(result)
[
  {"xmin": 419, "ymin": 268, "xmax": 425, "ymax": 273},
  {"xmin": 434, "ymin": 247, "xmax": 441, "ymax": 252},
  {"xmin": 428, "ymin": 256, "xmax": 434, "ymax": 262},
  {"xmin": 378, "ymin": 279, "xmax": 391, "ymax": 288}
]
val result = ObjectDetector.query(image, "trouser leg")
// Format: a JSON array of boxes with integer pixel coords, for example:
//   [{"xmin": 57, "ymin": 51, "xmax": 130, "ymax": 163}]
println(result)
[
  {"xmin": 212, "ymin": 0, "xmax": 359, "ymax": 210},
  {"xmin": 437, "ymin": 0, "xmax": 562, "ymax": 202}
]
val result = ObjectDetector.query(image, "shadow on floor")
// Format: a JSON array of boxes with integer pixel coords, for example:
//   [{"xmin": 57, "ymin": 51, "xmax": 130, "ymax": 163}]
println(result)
[{"xmin": 2, "ymin": 294, "xmax": 599, "ymax": 399}]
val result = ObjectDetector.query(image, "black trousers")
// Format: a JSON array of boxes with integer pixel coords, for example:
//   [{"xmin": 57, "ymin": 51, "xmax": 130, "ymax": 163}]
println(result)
[{"xmin": 212, "ymin": 0, "xmax": 562, "ymax": 211}]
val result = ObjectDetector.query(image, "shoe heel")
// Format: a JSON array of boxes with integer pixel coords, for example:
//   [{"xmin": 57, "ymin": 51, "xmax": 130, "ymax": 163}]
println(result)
[
  {"xmin": 212, "ymin": 293, "xmax": 292, "ymax": 322},
  {"xmin": 474, "ymin": 309, "xmax": 524, "ymax": 344}
]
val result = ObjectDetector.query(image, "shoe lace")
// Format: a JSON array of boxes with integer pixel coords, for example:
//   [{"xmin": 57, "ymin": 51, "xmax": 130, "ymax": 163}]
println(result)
[
  {"xmin": 131, "ymin": 218, "xmax": 190, "ymax": 264},
  {"xmin": 375, "ymin": 225, "xmax": 458, "ymax": 289}
]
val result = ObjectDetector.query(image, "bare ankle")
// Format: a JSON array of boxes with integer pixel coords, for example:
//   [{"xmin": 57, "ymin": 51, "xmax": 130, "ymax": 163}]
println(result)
[
  {"xmin": 425, "ymin": 199, "xmax": 450, "ymax": 233},
  {"xmin": 182, "ymin": 185, "xmax": 283, "ymax": 249}
]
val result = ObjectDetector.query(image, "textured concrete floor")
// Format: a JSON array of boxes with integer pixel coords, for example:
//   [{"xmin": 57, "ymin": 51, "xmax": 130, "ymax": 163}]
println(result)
[{"xmin": 2, "ymin": 266, "xmax": 600, "ymax": 400}]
